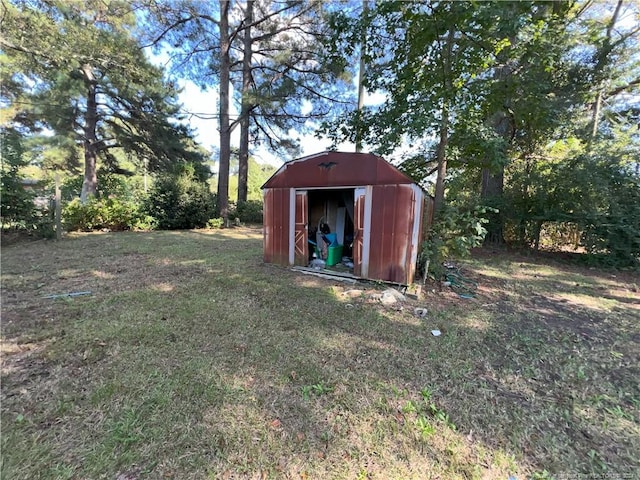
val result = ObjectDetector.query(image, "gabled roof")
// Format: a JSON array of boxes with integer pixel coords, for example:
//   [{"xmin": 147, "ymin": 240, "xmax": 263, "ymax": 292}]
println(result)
[{"xmin": 262, "ymin": 151, "xmax": 417, "ymax": 189}]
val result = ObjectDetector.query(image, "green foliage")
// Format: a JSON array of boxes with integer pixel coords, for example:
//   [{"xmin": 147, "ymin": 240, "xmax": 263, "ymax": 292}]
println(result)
[
  {"xmin": 420, "ymin": 204, "xmax": 495, "ymax": 280},
  {"xmin": 578, "ymin": 162, "xmax": 640, "ymax": 268},
  {"xmin": 0, "ymin": 128, "xmax": 37, "ymax": 230},
  {"xmin": 63, "ymin": 198, "xmax": 154, "ymax": 232},
  {"xmin": 60, "ymin": 176, "xmax": 84, "ymax": 203},
  {"xmin": 62, "ymin": 171, "xmax": 145, "ymax": 203},
  {"xmin": 227, "ymin": 157, "xmax": 278, "ymax": 203},
  {"xmin": 144, "ymin": 166, "xmax": 215, "ymax": 230},
  {"xmin": 206, "ymin": 218, "xmax": 224, "ymax": 229},
  {"xmin": 228, "ymin": 200, "xmax": 263, "ymax": 224},
  {"xmin": 2, "ymin": 0, "xmax": 208, "ymax": 198},
  {"xmin": 501, "ymin": 135, "xmax": 640, "ymax": 267},
  {"xmin": 301, "ymin": 383, "xmax": 333, "ymax": 400}
]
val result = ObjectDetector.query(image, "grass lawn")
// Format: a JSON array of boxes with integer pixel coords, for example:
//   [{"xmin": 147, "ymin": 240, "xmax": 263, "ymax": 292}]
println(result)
[{"xmin": 1, "ymin": 227, "xmax": 639, "ymax": 479}]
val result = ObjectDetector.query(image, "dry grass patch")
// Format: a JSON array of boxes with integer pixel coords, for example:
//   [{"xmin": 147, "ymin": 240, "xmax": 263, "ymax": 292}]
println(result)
[{"xmin": 2, "ymin": 228, "xmax": 638, "ymax": 479}]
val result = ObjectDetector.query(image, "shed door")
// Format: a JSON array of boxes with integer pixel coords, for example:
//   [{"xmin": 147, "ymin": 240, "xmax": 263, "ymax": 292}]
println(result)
[
  {"xmin": 353, "ymin": 188, "xmax": 368, "ymax": 277},
  {"xmin": 294, "ymin": 190, "xmax": 308, "ymax": 266}
]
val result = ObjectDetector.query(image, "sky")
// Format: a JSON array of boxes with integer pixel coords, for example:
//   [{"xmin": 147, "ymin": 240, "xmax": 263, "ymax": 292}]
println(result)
[{"xmin": 175, "ymin": 77, "xmax": 386, "ymax": 168}]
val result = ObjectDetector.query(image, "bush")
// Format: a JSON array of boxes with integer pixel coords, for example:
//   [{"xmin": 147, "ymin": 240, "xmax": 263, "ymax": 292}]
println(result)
[
  {"xmin": 419, "ymin": 204, "xmax": 495, "ymax": 280},
  {"xmin": 143, "ymin": 167, "xmax": 215, "ymax": 230},
  {"xmin": 63, "ymin": 197, "xmax": 153, "ymax": 232},
  {"xmin": 0, "ymin": 128, "xmax": 38, "ymax": 231},
  {"xmin": 62, "ymin": 171, "xmax": 147, "ymax": 203},
  {"xmin": 232, "ymin": 200, "xmax": 263, "ymax": 224},
  {"xmin": 206, "ymin": 217, "xmax": 224, "ymax": 229}
]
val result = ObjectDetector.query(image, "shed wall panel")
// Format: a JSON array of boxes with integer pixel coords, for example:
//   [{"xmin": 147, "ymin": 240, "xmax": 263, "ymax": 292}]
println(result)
[
  {"xmin": 263, "ymin": 188, "xmax": 290, "ymax": 265},
  {"xmin": 353, "ymin": 188, "xmax": 366, "ymax": 277},
  {"xmin": 367, "ymin": 185, "xmax": 416, "ymax": 284},
  {"xmin": 294, "ymin": 191, "xmax": 308, "ymax": 266}
]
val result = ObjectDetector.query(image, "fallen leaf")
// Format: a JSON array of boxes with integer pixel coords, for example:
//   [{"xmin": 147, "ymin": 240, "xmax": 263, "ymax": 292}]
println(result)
[{"xmin": 270, "ymin": 418, "xmax": 282, "ymax": 429}]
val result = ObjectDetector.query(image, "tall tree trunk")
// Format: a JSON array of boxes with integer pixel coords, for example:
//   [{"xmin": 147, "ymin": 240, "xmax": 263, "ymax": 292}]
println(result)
[
  {"xmin": 481, "ymin": 109, "xmax": 511, "ymax": 244},
  {"xmin": 433, "ymin": 100, "xmax": 449, "ymax": 216},
  {"xmin": 589, "ymin": 0, "xmax": 624, "ymax": 143},
  {"xmin": 433, "ymin": 28, "xmax": 454, "ymax": 218},
  {"xmin": 217, "ymin": 0, "xmax": 231, "ymax": 219},
  {"xmin": 238, "ymin": 0, "xmax": 254, "ymax": 204},
  {"xmin": 481, "ymin": 53, "xmax": 515, "ymax": 244},
  {"xmin": 355, "ymin": 0, "xmax": 368, "ymax": 153},
  {"xmin": 590, "ymin": 89, "xmax": 603, "ymax": 139},
  {"xmin": 80, "ymin": 64, "xmax": 98, "ymax": 203}
]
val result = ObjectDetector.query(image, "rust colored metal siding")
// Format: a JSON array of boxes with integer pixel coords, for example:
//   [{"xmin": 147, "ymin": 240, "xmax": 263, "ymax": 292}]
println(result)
[
  {"xmin": 263, "ymin": 152, "xmax": 415, "ymax": 189},
  {"xmin": 367, "ymin": 185, "xmax": 418, "ymax": 284},
  {"xmin": 294, "ymin": 191, "xmax": 308, "ymax": 266},
  {"xmin": 353, "ymin": 189, "xmax": 366, "ymax": 277},
  {"xmin": 263, "ymin": 152, "xmax": 427, "ymax": 283},
  {"xmin": 263, "ymin": 188, "xmax": 290, "ymax": 265}
]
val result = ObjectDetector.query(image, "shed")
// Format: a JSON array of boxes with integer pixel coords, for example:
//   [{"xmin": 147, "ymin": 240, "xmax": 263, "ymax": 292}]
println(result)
[{"xmin": 262, "ymin": 151, "xmax": 433, "ymax": 285}]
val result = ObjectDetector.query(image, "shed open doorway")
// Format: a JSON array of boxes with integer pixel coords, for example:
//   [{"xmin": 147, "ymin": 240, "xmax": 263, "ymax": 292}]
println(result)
[{"xmin": 307, "ymin": 189, "xmax": 355, "ymax": 268}]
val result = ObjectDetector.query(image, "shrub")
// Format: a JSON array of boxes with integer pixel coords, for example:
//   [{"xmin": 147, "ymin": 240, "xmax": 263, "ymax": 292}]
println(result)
[
  {"xmin": 233, "ymin": 200, "xmax": 263, "ymax": 224},
  {"xmin": 63, "ymin": 197, "xmax": 153, "ymax": 232},
  {"xmin": 228, "ymin": 200, "xmax": 262, "ymax": 223},
  {"xmin": 143, "ymin": 167, "xmax": 215, "ymax": 230},
  {"xmin": 419, "ymin": 204, "xmax": 495, "ymax": 280},
  {"xmin": 62, "ymin": 171, "xmax": 147, "ymax": 203},
  {"xmin": 0, "ymin": 128, "xmax": 38, "ymax": 231},
  {"xmin": 206, "ymin": 217, "xmax": 224, "ymax": 229}
]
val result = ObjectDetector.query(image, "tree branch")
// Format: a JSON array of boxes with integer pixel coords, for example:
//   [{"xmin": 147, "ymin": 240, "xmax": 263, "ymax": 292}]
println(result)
[
  {"xmin": 606, "ymin": 77, "xmax": 640, "ymax": 97},
  {"xmin": 141, "ymin": 15, "xmax": 198, "ymax": 49}
]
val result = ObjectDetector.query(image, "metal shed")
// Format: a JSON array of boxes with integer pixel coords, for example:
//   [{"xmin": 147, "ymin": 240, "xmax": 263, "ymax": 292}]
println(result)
[{"xmin": 262, "ymin": 151, "xmax": 432, "ymax": 285}]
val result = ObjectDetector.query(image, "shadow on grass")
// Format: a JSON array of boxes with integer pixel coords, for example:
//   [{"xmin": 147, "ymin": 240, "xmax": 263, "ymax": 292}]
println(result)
[{"xmin": 1, "ymin": 230, "xmax": 638, "ymax": 479}]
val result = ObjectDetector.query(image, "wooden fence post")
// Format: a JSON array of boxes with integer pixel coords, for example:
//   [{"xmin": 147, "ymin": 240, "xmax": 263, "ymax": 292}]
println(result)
[{"xmin": 55, "ymin": 173, "xmax": 62, "ymax": 240}]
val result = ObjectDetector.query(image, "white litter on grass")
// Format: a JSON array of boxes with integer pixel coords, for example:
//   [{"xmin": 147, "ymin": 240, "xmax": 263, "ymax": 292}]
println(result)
[{"xmin": 431, "ymin": 329, "xmax": 441, "ymax": 337}]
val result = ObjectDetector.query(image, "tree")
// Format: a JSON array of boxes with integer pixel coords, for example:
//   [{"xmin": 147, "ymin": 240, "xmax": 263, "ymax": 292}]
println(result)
[
  {"xmin": 140, "ymin": 0, "xmax": 244, "ymax": 217},
  {"xmin": 141, "ymin": 0, "xmax": 352, "ymax": 215},
  {"xmin": 1, "ymin": 0, "xmax": 205, "ymax": 201},
  {"xmin": 322, "ymin": 1, "xmax": 515, "ymax": 216},
  {"xmin": 325, "ymin": 2, "xmax": 580, "ymax": 222},
  {"xmin": 233, "ymin": 0, "xmax": 352, "ymax": 203},
  {"xmin": 0, "ymin": 127, "xmax": 36, "ymax": 229},
  {"xmin": 582, "ymin": 0, "xmax": 640, "ymax": 141}
]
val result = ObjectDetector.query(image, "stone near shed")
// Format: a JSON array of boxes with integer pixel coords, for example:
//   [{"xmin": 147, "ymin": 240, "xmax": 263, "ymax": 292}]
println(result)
[
  {"xmin": 342, "ymin": 289, "xmax": 364, "ymax": 298},
  {"xmin": 379, "ymin": 291, "xmax": 397, "ymax": 305},
  {"xmin": 414, "ymin": 307, "xmax": 428, "ymax": 318},
  {"xmin": 379, "ymin": 288, "xmax": 405, "ymax": 305},
  {"xmin": 382, "ymin": 288, "xmax": 406, "ymax": 301}
]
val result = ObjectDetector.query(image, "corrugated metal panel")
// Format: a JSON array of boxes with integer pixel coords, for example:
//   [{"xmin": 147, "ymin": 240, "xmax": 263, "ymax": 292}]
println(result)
[
  {"xmin": 263, "ymin": 188, "xmax": 290, "ymax": 265},
  {"xmin": 294, "ymin": 191, "xmax": 308, "ymax": 266},
  {"xmin": 407, "ymin": 186, "xmax": 425, "ymax": 284},
  {"xmin": 367, "ymin": 185, "xmax": 416, "ymax": 284},
  {"xmin": 353, "ymin": 188, "xmax": 366, "ymax": 277},
  {"xmin": 263, "ymin": 152, "xmax": 415, "ymax": 189}
]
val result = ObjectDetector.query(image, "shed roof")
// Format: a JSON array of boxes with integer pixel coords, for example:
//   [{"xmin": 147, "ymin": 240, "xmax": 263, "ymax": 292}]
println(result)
[{"xmin": 262, "ymin": 151, "xmax": 416, "ymax": 189}]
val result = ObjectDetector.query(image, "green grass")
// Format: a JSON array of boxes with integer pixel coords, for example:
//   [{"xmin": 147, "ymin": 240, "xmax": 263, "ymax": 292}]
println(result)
[{"xmin": 2, "ymin": 228, "xmax": 639, "ymax": 479}]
